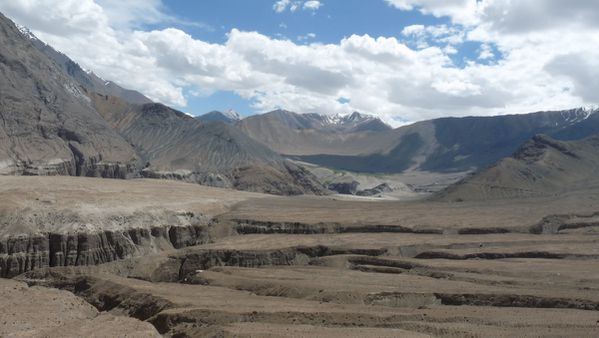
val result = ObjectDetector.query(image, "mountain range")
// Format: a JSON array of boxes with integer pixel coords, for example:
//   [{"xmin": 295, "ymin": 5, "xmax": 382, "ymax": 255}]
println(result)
[
  {"xmin": 237, "ymin": 109, "xmax": 396, "ymax": 156},
  {"xmin": 0, "ymin": 12, "xmax": 324, "ymax": 195},
  {"xmin": 91, "ymin": 94, "xmax": 323, "ymax": 194},
  {"xmin": 238, "ymin": 107, "xmax": 598, "ymax": 174},
  {"xmin": 2, "ymin": 10, "xmax": 599, "ymax": 198}
]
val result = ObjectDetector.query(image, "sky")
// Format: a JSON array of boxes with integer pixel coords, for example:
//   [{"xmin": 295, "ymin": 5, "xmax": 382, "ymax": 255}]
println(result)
[{"xmin": 1, "ymin": 0, "xmax": 598, "ymax": 126}]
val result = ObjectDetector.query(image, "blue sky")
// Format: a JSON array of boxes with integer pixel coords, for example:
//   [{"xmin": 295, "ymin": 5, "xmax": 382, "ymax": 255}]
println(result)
[
  {"xmin": 154, "ymin": 0, "xmax": 459, "ymax": 117},
  {"xmin": 1, "ymin": 0, "xmax": 597, "ymax": 124},
  {"xmin": 161, "ymin": 1, "xmax": 445, "ymax": 44}
]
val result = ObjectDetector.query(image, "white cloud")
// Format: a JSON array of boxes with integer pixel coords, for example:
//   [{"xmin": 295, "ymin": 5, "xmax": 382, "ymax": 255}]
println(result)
[
  {"xmin": 386, "ymin": 0, "xmax": 480, "ymax": 25},
  {"xmin": 96, "ymin": 0, "xmax": 169, "ymax": 29},
  {"xmin": 0, "ymin": 0, "xmax": 598, "ymax": 125},
  {"xmin": 477, "ymin": 43, "xmax": 494, "ymax": 60},
  {"xmin": 479, "ymin": 0, "xmax": 599, "ymax": 34},
  {"xmin": 303, "ymin": 1, "xmax": 322, "ymax": 11},
  {"xmin": 402, "ymin": 24, "xmax": 464, "ymax": 48},
  {"xmin": 297, "ymin": 32, "xmax": 316, "ymax": 41},
  {"xmin": 545, "ymin": 54, "xmax": 599, "ymax": 103},
  {"xmin": 273, "ymin": 0, "xmax": 291, "ymax": 13},
  {"xmin": 401, "ymin": 24, "xmax": 424, "ymax": 36},
  {"xmin": 389, "ymin": 0, "xmax": 599, "ymax": 115},
  {"xmin": 273, "ymin": 0, "xmax": 322, "ymax": 13}
]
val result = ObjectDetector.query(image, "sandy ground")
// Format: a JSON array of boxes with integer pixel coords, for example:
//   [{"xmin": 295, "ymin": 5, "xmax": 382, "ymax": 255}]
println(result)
[
  {"xmin": 0, "ymin": 176, "xmax": 264, "ymax": 237},
  {"xmin": 222, "ymin": 186, "xmax": 599, "ymax": 233},
  {"xmin": 0, "ymin": 278, "xmax": 160, "ymax": 337}
]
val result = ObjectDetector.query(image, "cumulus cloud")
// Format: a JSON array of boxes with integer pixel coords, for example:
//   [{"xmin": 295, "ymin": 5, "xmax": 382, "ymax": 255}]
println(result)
[
  {"xmin": 0, "ymin": 0, "xmax": 598, "ymax": 124},
  {"xmin": 388, "ymin": 0, "xmax": 599, "ymax": 115}
]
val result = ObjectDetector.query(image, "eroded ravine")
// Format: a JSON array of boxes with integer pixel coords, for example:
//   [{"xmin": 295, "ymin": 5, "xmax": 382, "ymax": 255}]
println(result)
[{"xmin": 7, "ymin": 214, "xmax": 599, "ymax": 337}]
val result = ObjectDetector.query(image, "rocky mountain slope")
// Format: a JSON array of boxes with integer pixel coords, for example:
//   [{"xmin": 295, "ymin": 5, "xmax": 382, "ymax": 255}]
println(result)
[
  {"xmin": 437, "ymin": 133, "xmax": 599, "ymax": 201},
  {"xmin": 0, "ymin": 12, "xmax": 138, "ymax": 177},
  {"xmin": 196, "ymin": 109, "xmax": 241, "ymax": 124},
  {"xmin": 0, "ymin": 12, "xmax": 323, "ymax": 195},
  {"xmin": 91, "ymin": 94, "xmax": 325, "ymax": 195},
  {"xmin": 15, "ymin": 24, "xmax": 152, "ymax": 105}
]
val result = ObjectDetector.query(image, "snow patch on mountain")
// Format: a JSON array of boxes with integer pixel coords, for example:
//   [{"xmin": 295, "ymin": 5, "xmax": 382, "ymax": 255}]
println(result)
[
  {"xmin": 581, "ymin": 105, "xmax": 598, "ymax": 118},
  {"xmin": 317, "ymin": 112, "xmax": 376, "ymax": 126},
  {"xmin": 561, "ymin": 106, "xmax": 598, "ymax": 124},
  {"xmin": 222, "ymin": 109, "xmax": 241, "ymax": 120},
  {"xmin": 14, "ymin": 22, "xmax": 37, "ymax": 41}
]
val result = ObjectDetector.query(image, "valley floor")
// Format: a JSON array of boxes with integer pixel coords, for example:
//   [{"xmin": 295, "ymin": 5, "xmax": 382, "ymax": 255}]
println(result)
[{"xmin": 1, "ymin": 176, "xmax": 599, "ymax": 337}]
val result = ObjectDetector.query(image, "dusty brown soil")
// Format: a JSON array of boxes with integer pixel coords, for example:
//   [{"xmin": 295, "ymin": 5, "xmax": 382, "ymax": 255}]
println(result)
[
  {"xmin": 0, "ymin": 278, "xmax": 160, "ymax": 337},
  {"xmin": 0, "ymin": 176, "xmax": 263, "ymax": 237},
  {"xmin": 2, "ymin": 176, "xmax": 599, "ymax": 337}
]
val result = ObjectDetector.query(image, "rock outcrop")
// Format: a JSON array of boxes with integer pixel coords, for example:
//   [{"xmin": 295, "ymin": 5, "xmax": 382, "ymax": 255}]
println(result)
[
  {"xmin": 356, "ymin": 183, "xmax": 393, "ymax": 196},
  {"xmin": 327, "ymin": 181, "xmax": 359, "ymax": 195}
]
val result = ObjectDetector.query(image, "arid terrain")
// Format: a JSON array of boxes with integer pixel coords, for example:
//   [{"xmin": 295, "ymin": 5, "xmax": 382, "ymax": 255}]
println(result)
[
  {"xmin": 1, "ymin": 176, "xmax": 599, "ymax": 337},
  {"xmin": 2, "ymin": 3, "xmax": 599, "ymax": 337}
]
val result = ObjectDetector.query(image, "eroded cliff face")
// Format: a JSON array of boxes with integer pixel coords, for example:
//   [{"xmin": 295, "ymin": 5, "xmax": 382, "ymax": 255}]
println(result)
[{"xmin": 0, "ymin": 225, "xmax": 209, "ymax": 277}]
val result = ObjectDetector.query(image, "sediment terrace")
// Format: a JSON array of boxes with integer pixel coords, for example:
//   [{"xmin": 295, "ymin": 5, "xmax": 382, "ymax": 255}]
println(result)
[
  {"xmin": 0, "ymin": 224, "xmax": 210, "ymax": 277},
  {"xmin": 2, "ymin": 176, "xmax": 599, "ymax": 337}
]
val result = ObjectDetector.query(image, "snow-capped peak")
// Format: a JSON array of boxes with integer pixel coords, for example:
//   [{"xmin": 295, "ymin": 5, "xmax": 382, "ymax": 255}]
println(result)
[
  {"xmin": 560, "ymin": 106, "xmax": 597, "ymax": 124},
  {"xmin": 346, "ymin": 111, "xmax": 373, "ymax": 122},
  {"xmin": 325, "ymin": 113, "xmax": 344, "ymax": 125},
  {"xmin": 321, "ymin": 112, "xmax": 376, "ymax": 126},
  {"xmin": 581, "ymin": 104, "xmax": 598, "ymax": 116},
  {"xmin": 577, "ymin": 105, "xmax": 598, "ymax": 122},
  {"xmin": 223, "ymin": 109, "xmax": 241, "ymax": 120},
  {"xmin": 14, "ymin": 23, "xmax": 38, "ymax": 41}
]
